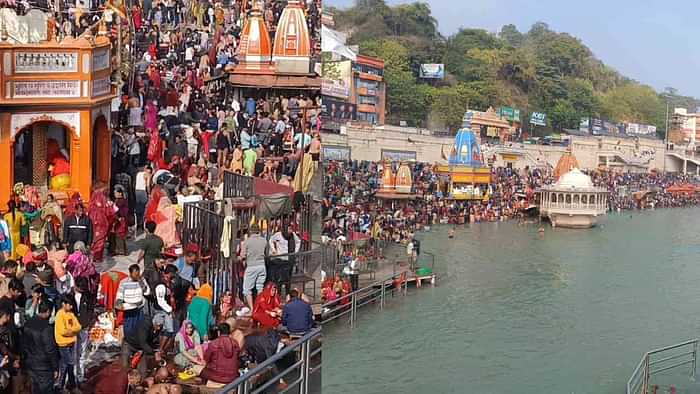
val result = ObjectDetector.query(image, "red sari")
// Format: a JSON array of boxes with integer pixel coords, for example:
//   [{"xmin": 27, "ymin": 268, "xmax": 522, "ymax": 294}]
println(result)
[
  {"xmin": 144, "ymin": 187, "xmax": 165, "ymax": 224},
  {"xmin": 88, "ymin": 191, "xmax": 116, "ymax": 262},
  {"xmin": 252, "ymin": 283, "xmax": 281, "ymax": 329}
]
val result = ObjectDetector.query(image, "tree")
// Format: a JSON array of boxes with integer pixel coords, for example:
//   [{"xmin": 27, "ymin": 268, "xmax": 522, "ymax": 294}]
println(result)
[
  {"xmin": 549, "ymin": 99, "xmax": 579, "ymax": 131},
  {"xmin": 320, "ymin": 52, "xmax": 342, "ymax": 80},
  {"xmin": 499, "ymin": 24, "xmax": 523, "ymax": 47}
]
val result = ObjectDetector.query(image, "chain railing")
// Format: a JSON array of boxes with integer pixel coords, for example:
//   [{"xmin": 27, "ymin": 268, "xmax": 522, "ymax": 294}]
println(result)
[
  {"xmin": 217, "ymin": 328, "xmax": 322, "ymax": 394},
  {"xmin": 627, "ymin": 339, "xmax": 698, "ymax": 394}
]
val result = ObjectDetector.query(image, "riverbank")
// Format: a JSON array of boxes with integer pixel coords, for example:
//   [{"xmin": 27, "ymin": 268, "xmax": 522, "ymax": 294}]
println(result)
[{"xmin": 324, "ymin": 208, "xmax": 700, "ymax": 394}]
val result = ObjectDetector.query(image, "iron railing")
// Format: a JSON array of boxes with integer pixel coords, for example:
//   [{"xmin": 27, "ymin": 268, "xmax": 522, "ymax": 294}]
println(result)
[
  {"xmin": 627, "ymin": 339, "xmax": 698, "ymax": 394},
  {"xmin": 216, "ymin": 328, "xmax": 322, "ymax": 394},
  {"xmin": 321, "ymin": 271, "xmax": 412, "ymax": 327},
  {"xmin": 223, "ymin": 170, "xmax": 256, "ymax": 198}
]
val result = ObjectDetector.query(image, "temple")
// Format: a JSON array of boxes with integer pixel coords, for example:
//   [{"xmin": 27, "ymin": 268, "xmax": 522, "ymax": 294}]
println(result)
[
  {"xmin": 272, "ymin": 0, "xmax": 312, "ymax": 74},
  {"xmin": 538, "ymin": 168, "xmax": 608, "ymax": 228},
  {"xmin": 554, "ymin": 151, "xmax": 580, "ymax": 180},
  {"xmin": 232, "ymin": 4, "xmax": 273, "ymax": 74},
  {"xmin": 435, "ymin": 111, "xmax": 492, "ymax": 200},
  {"xmin": 0, "ymin": 11, "xmax": 115, "ymax": 207}
]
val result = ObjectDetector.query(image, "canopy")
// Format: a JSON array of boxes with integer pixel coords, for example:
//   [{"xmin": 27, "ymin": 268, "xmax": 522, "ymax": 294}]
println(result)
[
  {"xmin": 321, "ymin": 25, "xmax": 357, "ymax": 61},
  {"xmin": 254, "ymin": 177, "xmax": 293, "ymax": 197},
  {"xmin": 256, "ymin": 193, "xmax": 293, "ymax": 219}
]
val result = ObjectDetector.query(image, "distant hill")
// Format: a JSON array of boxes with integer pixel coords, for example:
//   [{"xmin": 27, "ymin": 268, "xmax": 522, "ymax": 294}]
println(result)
[{"xmin": 329, "ymin": 0, "xmax": 700, "ymax": 136}]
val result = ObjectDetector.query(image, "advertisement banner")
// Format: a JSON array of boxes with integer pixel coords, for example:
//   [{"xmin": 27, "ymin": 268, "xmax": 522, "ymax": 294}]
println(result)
[
  {"xmin": 530, "ymin": 112, "xmax": 546, "ymax": 126},
  {"xmin": 591, "ymin": 118, "xmax": 604, "ymax": 135},
  {"xmin": 498, "ymin": 106, "xmax": 521, "ymax": 122},
  {"xmin": 320, "ymin": 96, "xmax": 356, "ymax": 132},
  {"xmin": 322, "ymin": 145, "xmax": 351, "ymax": 161},
  {"xmin": 321, "ymin": 60, "xmax": 352, "ymax": 99},
  {"xmin": 419, "ymin": 64, "xmax": 445, "ymax": 79},
  {"xmin": 381, "ymin": 149, "xmax": 417, "ymax": 162},
  {"xmin": 579, "ymin": 118, "xmax": 590, "ymax": 133}
]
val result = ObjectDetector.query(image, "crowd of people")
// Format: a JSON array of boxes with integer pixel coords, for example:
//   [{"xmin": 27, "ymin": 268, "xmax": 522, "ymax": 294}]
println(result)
[
  {"xmin": 321, "ymin": 160, "xmax": 700, "ymax": 246},
  {"xmin": 0, "ymin": 0, "xmax": 324, "ymax": 391}
]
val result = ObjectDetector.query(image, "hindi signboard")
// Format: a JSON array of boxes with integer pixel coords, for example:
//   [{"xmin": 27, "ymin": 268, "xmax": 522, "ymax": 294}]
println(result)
[
  {"xmin": 530, "ymin": 112, "xmax": 546, "ymax": 126},
  {"xmin": 322, "ymin": 145, "xmax": 351, "ymax": 161},
  {"xmin": 91, "ymin": 77, "xmax": 111, "ymax": 97},
  {"xmin": 381, "ymin": 149, "xmax": 417, "ymax": 162},
  {"xmin": 498, "ymin": 106, "xmax": 521, "ymax": 122},
  {"xmin": 419, "ymin": 64, "xmax": 445, "ymax": 79},
  {"xmin": 13, "ymin": 80, "xmax": 81, "ymax": 98},
  {"xmin": 92, "ymin": 49, "xmax": 110, "ymax": 72},
  {"xmin": 321, "ymin": 60, "xmax": 351, "ymax": 99}
]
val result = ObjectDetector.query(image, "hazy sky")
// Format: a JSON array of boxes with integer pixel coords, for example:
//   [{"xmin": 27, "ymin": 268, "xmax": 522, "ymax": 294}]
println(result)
[{"xmin": 327, "ymin": 0, "xmax": 700, "ymax": 98}]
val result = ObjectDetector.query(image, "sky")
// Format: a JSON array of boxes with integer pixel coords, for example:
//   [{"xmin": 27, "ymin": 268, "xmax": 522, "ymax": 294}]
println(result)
[{"xmin": 327, "ymin": 0, "xmax": 700, "ymax": 98}]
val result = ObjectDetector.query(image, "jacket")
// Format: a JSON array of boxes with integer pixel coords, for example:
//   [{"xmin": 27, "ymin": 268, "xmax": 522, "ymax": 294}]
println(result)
[
  {"xmin": 123, "ymin": 318, "xmax": 157, "ymax": 355},
  {"xmin": 54, "ymin": 309, "xmax": 81, "ymax": 347},
  {"xmin": 282, "ymin": 298, "xmax": 314, "ymax": 334},
  {"xmin": 202, "ymin": 336, "xmax": 239, "ymax": 384},
  {"xmin": 22, "ymin": 316, "xmax": 58, "ymax": 373},
  {"xmin": 72, "ymin": 291, "xmax": 97, "ymax": 329},
  {"xmin": 63, "ymin": 214, "xmax": 93, "ymax": 248}
]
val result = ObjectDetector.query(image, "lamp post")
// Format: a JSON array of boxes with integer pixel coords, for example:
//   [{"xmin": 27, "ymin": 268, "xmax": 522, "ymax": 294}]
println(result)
[{"xmin": 664, "ymin": 101, "xmax": 669, "ymax": 173}]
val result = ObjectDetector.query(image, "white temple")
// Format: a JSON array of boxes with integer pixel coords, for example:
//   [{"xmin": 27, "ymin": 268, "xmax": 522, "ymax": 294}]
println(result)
[{"xmin": 538, "ymin": 168, "xmax": 608, "ymax": 228}]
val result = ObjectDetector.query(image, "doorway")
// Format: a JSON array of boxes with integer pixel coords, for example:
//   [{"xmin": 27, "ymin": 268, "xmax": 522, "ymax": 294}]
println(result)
[{"xmin": 13, "ymin": 122, "xmax": 70, "ymax": 190}]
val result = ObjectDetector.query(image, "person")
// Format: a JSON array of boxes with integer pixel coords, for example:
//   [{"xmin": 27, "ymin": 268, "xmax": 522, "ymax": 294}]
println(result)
[
  {"xmin": 187, "ymin": 285, "xmax": 213, "ymax": 341},
  {"xmin": 54, "ymin": 295, "xmax": 81, "ymax": 391},
  {"xmin": 122, "ymin": 314, "xmax": 163, "ymax": 377},
  {"xmin": 63, "ymin": 203, "xmax": 93, "ymax": 254},
  {"xmin": 173, "ymin": 320, "xmax": 204, "ymax": 370},
  {"xmin": 268, "ymin": 227, "xmax": 300, "ymax": 292},
  {"xmin": 72, "ymin": 277, "xmax": 96, "ymax": 384},
  {"xmin": 116, "ymin": 264, "xmax": 151, "ymax": 336},
  {"xmin": 111, "ymin": 186, "xmax": 130, "ymax": 256},
  {"xmin": 23, "ymin": 300, "xmax": 58, "ymax": 394},
  {"xmin": 137, "ymin": 221, "xmax": 165, "ymax": 270},
  {"xmin": 252, "ymin": 282, "xmax": 281, "ymax": 329},
  {"xmin": 282, "ymin": 289, "xmax": 314, "ymax": 334},
  {"xmin": 134, "ymin": 166, "xmax": 153, "ymax": 230},
  {"xmin": 3, "ymin": 201, "xmax": 26, "ymax": 260},
  {"xmin": 153, "ymin": 197, "xmax": 179, "ymax": 248},
  {"xmin": 0, "ymin": 301, "xmax": 18, "ymax": 393},
  {"xmin": 152, "ymin": 265, "xmax": 177, "ymax": 348},
  {"xmin": 200, "ymin": 323, "xmax": 240, "ymax": 385},
  {"xmin": 243, "ymin": 223, "xmax": 267, "ymax": 309}
]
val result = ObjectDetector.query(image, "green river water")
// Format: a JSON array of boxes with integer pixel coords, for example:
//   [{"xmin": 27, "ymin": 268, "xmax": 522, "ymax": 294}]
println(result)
[{"xmin": 323, "ymin": 208, "xmax": 700, "ymax": 394}]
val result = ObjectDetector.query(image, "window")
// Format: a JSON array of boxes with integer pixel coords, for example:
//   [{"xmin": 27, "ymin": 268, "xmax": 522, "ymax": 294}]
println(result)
[
  {"xmin": 574, "ymin": 195, "xmax": 580, "ymax": 204},
  {"xmin": 566, "ymin": 194, "xmax": 571, "ymax": 204},
  {"xmin": 551, "ymin": 193, "xmax": 557, "ymax": 203},
  {"xmin": 582, "ymin": 195, "xmax": 587, "ymax": 204},
  {"xmin": 357, "ymin": 112, "xmax": 378, "ymax": 124},
  {"xmin": 355, "ymin": 79, "xmax": 379, "ymax": 90},
  {"xmin": 358, "ymin": 95, "xmax": 377, "ymax": 105}
]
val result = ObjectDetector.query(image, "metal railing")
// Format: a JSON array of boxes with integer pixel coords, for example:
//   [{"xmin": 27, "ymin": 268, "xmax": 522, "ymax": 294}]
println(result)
[
  {"xmin": 223, "ymin": 170, "xmax": 256, "ymax": 198},
  {"xmin": 321, "ymin": 272, "xmax": 411, "ymax": 327},
  {"xmin": 217, "ymin": 328, "xmax": 322, "ymax": 394},
  {"xmin": 627, "ymin": 339, "xmax": 698, "ymax": 394}
]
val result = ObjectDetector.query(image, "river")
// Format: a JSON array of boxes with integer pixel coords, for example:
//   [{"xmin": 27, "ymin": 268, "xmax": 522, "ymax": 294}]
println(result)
[{"xmin": 323, "ymin": 208, "xmax": 700, "ymax": 393}]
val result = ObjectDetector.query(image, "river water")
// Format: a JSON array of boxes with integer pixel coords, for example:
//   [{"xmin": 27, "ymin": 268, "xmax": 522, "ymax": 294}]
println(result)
[{"xmin": 323, "ymin": 208, "xmax": 700, "ymax": 394}]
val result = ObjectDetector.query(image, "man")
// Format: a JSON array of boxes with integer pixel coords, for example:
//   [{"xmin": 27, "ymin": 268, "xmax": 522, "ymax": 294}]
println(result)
[
  {"xmin": 200, "ymin": 323, "xmax": 240, "ymax": 385},
  {"xmin": 72, "ymin": 277, "xmax": 96, "ymax": 384},
  {"xmin": 152, "ymin": 265, "xmax": 177, "ymax": 350},
  {"xmin": 268, "ymin": 227, "xmax": 300, "ymax": 292},
  {"xmin": 121, "ymin": 313, "xmax": 163, "ymax": 377},
  {"xmin": 54, "ymin": 296, "xmax": 81, "ymax": 391},
  {"xmin": 137, "ymin": 221, "xmax": 165, "ymax": 270},
  {"xmin": 282, "ymin": 289, "xmax": 314, "ymax": 335},
  {"xmin": 63, "ymin": 204, "xmax": 93, "ymax": 253},
  {"xmin": 23, "ymin": 300, "xmax": 58, "ymax": 394},
  {"xmin": 243, "ymin": 223, "xmax": 267, "ymax": 308},
  {"xmin": 115, "ymin": 264, "xmax": 151, "ymax": 313},
  {"xmin": 176, "ymin": 244, "xmax": 204, "ymax": 288}
]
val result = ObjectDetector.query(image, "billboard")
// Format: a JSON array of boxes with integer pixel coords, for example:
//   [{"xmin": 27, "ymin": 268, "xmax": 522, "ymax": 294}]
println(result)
[
  {"xmin": 530, "ymin": 112, "xmax": 546, "ymax": 126},
  {"xmin": 322, "ymin": 145, "xmax": 351, "ymax": 161},
  {"xmin": 625, "ymin": 123, "xmax": 657, "ymax": 135},
  {"xmin": 579, "ymin": 117, "xmax": 590, "ymax": 133},
  {"xmin": 498, "ymin": 106, "xmax": 521, "ymax": 122},
  {"xmin": 419, "ymin": 64, "xmax": 445, "ymax": 79},
  {"xmin": 321, "ymin": 60, "xmax": 352, "ymax": 99},
  {"xmin": 381, "ymin": 149, "xmax": 417, "ymax": 162},
  {"xmin": 320, "ymin": 96, "xmax": 356, "ymax": 132}
]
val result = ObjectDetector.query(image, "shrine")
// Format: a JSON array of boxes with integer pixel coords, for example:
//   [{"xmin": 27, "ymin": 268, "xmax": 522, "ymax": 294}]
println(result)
[
  {"xmin": 0, "ymin": 15, "xmax": 114, "ymax": 207},
  {"xmin": 436, "ymin": 111, "xmax": 492, "ymax": 200}
]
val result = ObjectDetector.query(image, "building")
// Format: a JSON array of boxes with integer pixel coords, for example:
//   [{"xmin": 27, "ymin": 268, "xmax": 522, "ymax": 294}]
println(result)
[
  {"xmin": 0, "ymin": 10, "xmax": 115, "ymax": 207},
  {"xmin": 538, "ymin": 167, "xmax": 608, "ymax": 229},
  {"xmin": 350, "ymin": 54, "xmax": 385, "ymax": 125}
]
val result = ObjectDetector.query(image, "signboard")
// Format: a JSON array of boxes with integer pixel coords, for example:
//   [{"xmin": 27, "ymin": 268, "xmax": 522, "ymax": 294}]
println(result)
[
  {"xmin": 638, "ymin": 124, "xmax": 657, "ymax": 135},
  {"xmin": 15, "ymin": 52, "xmax": 78, "ymax": 73},
  {"xmin": 92, "ymin": 49, "xmax": 110, "ymax": 71},
  {"xmin": 91, "ymin": 77, "xmax": 111, "ymax": 97},
  {"xmin": 579, "ymin": 117, "xmax": 590, "ymax": 133},
  {"xmin": 205, "ymin": 75, "xmax": 227, "ymax": 96},
  {"xmin": 530, "ymin": 112, "xmax": 546, "ymax": 126},
  {"xmin": 419, "ymin": 64, "xmax": 445, "ymax": 79},
  {"xmin": 321, "ymin": 96, "xmax": 356, "ymax": 122},
  {"xmin": 13, "ymin": 80, "xmax": 81, "ymax": 98},
  {"xmin": 498, "ymin": 106, "xmax": 521, "ymax": 122},
  {"xmin": 322, "ymin": 145, "xmax": 351, "ymax": 161},
  {"xmin": 381, "ymin": 149, "xmax": 417, "ymax": 162},
  {"xmin": 321, "ymin": 60, "xmax": 351, "ymax": 99}
]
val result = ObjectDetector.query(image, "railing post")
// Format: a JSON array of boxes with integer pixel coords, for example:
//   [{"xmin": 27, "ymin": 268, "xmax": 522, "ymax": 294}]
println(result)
[
  {"xmin": 642, "ymin": 355, "xmax": 650, "ymax": 394},
  {"xmin": 302, "ymin": 339, "xmax": 311, "ymax": 394},
  {"xmin": 350, "ymin": 293, "xmax": 356, "ymax": 328},
  {"xmin": 380, "ymin": 279, "xmax": 385, "ymax": 310},
  {"xmin": 693, "ymin": 341, "xmax": 698, "ymax": 380}
]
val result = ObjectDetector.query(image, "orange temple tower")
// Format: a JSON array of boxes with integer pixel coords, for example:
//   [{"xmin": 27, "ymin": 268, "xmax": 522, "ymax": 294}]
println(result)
[
  {"xmin": 272, "ymin": 0, "xmax": 311, "ymax": 74},
  {"xmin": 0, "ymin": 24, "xmax": 115, "ymax": 207},
  {"xmin": 235, "ymin": 4, "xmax": 273, "ymax": 74}
]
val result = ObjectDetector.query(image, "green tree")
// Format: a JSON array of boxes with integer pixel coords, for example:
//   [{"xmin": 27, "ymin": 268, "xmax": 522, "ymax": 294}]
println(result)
[
  {"xmin": 499, "ymin": 24, "xmax": 523, "ymax": 47},
  {"xmin": 549, "ymin": 99, "xmax": 579, "ymax": 131}
]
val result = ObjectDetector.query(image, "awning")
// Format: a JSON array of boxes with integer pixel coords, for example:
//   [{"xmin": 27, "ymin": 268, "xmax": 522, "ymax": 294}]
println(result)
[
  {"xmin": 254, "ymin": 177, "xmax": 293, "ymax": 197},
  {"xmin": 228, "ymin": 74, "xmax": 321, "ymax": 90}
]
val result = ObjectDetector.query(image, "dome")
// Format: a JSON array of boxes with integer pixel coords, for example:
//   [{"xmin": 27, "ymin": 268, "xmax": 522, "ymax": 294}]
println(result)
[
  {"xmin": 554, "ymin": 152, "xmax": 579, "ymax": 179},
  {"xmin": 272, "ymin": 1, "xmax": 311, "ymax": 66},
  {"xmin": 448, "ymin": 129, "xmax": 482, "ymax": 166},
  {"xmin": 556, "ymin": 168, "xmax": 594, "ymax": 189}
]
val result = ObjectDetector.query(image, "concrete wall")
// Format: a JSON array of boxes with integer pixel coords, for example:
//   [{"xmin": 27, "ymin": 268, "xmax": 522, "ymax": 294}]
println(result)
[{"xmin": 321, "ymin": 124, "xmax": 695, "ymax": 174}]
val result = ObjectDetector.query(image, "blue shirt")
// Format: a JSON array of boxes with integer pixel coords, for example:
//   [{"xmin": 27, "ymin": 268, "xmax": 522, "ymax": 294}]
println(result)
[
  {"xmin": 282, "ymin": 298, "xmax": 314, "ymax": 334},
  {"xmin": 245, "ymin": 99, "xmax": 256, "ymax": 116}
]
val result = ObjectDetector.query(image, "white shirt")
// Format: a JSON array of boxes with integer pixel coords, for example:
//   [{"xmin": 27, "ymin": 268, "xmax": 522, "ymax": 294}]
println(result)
[
  {"xmin": 135, "ymin": 171, "xmax": 148, "ymax": 191},
  {"xmin": 185, "ymin": 46, "xmax": 195, "ymax": 62}
]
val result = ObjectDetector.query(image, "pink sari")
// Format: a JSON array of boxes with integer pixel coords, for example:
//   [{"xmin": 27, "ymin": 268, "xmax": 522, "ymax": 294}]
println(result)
[
  {"xmin": 154, "ymin": 196, "xmax": 179, "ymax": 248},
  {"xmin": 145, "ymin": 102, "xmax": 158, "ymax": 131}
]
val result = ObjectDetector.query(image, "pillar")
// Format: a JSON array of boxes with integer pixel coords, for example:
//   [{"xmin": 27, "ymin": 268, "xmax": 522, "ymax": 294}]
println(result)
[
  {"xmin": 0, "ymin": 113, "xmax": 12, "ymax": 208},
  {"xmin": 683, "ymin": 159, "xmax": 688, "ymax": 174}
]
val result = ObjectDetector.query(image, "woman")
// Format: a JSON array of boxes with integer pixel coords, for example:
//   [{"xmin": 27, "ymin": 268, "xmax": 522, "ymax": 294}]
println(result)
[
  {"xmin": 229, "ymin": 145, "xmax": 243, "ymax": 174},
  {"xmin": 174, "ymin": 320, "xmax": 204, "ymax": 369},
  {"xmin": 40, "ymin": 194, "xmax": 63, "ymax": 249},
  {"xmin": 3, "ymin": 200, "xmax": 26, "ymax": 259},
  {"xmin": 144, "ymin": 100, "xmax": 159, "ymax": 133},
  {"xmin": 88, "ymin": 191, "xmax": 116, "ymax": 262},
  {"xmin": 153, "ymin": 196, "xmax": 179, "ymax": 248},
  {"xmin": 216, "ymin": 291, "xmax": 244, "ymax": 323},
  {"xmin": 252, "ymin": 283, "xmax": 282, "ymax": 329},
  {"xmin": 187, "ymin": 286, "xmax": 214, "ymax": 341},
  {"xmin": 111, "ymin": 186, "xmax": 130, "ymax": 256}
]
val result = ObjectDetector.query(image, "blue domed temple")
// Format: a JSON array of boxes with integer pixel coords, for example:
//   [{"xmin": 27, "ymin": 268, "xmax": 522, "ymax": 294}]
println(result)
[{"xmin": 436, "ymin": 111, "xmax": 492, "ymax": 200}]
